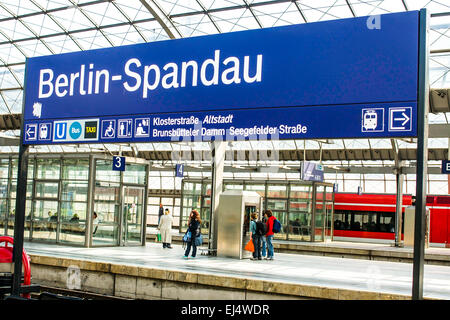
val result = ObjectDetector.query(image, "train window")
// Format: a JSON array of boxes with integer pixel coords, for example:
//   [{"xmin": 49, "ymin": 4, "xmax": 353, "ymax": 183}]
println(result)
[{"xmin": 334, "ymin": 210, "xmax": 395, "ymax": 233}]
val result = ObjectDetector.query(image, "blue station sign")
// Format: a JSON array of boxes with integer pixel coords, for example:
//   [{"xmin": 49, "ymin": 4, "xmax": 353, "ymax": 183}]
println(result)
[
  {"xmin": 22, "ymin": 11, "xmax": 420, "ymax": 145},
  {"xmin": 300, "ymin": 161, "xmax": 324, "ymax": 182},
  {"xmin": 442, "ymin": 160, "xmax": 450, "ymax": 174}
]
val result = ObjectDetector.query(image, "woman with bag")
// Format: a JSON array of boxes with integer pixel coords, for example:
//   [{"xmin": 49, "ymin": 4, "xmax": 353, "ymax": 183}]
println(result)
[
  {"xmin": 249, "ymin": 212, "xmax": 262, "ymax": 260},
  {"xmin": 183, "ymin": 209, "xmax": 202, "ymax": 259},
  {"xmin": 158, "ymin": 208, "xmax": 173, "ymax": 249}
]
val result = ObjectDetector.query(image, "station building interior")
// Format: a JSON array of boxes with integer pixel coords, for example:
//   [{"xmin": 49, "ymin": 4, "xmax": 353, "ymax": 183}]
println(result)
[{"xmin": 0, "ymin": 0, "xmax": 449, "ymax": 251}]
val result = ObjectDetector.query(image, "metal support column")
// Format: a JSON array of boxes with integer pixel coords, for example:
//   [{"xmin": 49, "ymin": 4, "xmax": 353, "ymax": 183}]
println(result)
[
  {"xmin": 394, "ymin": 164, "xmax": 405, "ymax": 247},
  {"xmin": 209, "ymin": 140, "xmax": 225, "ymax": 255},
  {"xmin": 85, "ymin": 155, "xmax": 95, "ymax": 248},
  {"xmin": 11, "ymin": 143, "xmax": 29, "ymax": 296},
  {"xmin": 412, "ymin": 8, "xmax": 429, "ymax": 300}
]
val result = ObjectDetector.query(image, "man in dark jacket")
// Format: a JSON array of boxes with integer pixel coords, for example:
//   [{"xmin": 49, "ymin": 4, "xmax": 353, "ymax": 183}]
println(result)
[{"xmin": 158, "ymin": 204, "xmax": 164, "ymax": 224}]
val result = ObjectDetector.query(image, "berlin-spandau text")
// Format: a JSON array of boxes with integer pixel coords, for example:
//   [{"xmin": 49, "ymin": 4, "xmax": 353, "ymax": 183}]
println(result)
[{"xmin": 37, "ymin": 50, "xmax": 263, "ymax": 99}]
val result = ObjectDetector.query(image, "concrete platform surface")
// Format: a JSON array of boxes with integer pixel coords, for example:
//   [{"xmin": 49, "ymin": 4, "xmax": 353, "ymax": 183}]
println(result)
[{"xmin": 23, "ymin": 241, "xmax": 450, "ymax": 300}]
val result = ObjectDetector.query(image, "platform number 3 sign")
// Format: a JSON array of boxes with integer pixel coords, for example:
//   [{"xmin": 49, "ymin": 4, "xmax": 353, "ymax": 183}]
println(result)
[{"xmin": 113, "ymin": 156, "xmax": 126, "ymax": 171}]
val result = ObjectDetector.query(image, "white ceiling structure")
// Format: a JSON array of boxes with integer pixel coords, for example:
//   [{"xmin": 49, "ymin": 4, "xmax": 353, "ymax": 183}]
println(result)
[{"xmin": 0, "ymin": 0, "xmax": 448, "ymax": 193}]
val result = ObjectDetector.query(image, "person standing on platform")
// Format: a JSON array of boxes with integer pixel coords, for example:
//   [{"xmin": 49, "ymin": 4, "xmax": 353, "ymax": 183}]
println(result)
[
  {"xmin": 158, "ymin": 208, "xmax": 173, "ymax": 249},
  {"xmin": 158, "ymin": 204, "xmax": 164, "ymax": 225},
  {"xmin": 264, "ymin": 209, "xmax": 276, "ymax": 260},
  {"xmin": 183, "ymin": 209, "xmax": 201, "ymax": 259},
  {"xmin": 250, "ymin": 213, "xmax": 262, "ymax": 260},
  {"xmin": 261, "ymin": 211, "xmax": 268, "ymax": 259}
]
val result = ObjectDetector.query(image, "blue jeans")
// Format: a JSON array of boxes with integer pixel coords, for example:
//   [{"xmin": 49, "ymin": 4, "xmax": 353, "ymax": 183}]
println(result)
[
  {"xmin": 184, "ymin": 239, "xmax": 197, "ymax": 257},
  {"xmin": 266, "ymin": 235, "xmax": 274, "ymax": 258},
  {"xmin": 252, "ymin": 235, "xmax": 262, "ymax": 259},
  {"xmin": 261, "ymin": 236, "xmax": 267, "ymax": 257}
]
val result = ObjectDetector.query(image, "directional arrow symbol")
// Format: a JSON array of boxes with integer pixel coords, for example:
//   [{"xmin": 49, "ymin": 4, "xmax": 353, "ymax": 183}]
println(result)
[
  {"xmin": 26, "ymin": 127, "xmax": 33, "ymax": 137},
  {"xmin": 394, "ymin": 112, "xmax": 410, "ymax": 126}
]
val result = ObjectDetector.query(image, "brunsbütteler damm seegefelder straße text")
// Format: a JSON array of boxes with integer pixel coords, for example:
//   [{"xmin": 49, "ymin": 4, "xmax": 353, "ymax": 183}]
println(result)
[{"xmin": 151, "ymin": 114, "xmax": 308, "ymax": 139}]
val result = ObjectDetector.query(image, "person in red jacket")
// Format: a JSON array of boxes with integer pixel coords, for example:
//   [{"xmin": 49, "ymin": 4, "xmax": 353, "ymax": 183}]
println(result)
[{"xmin": 264, "ymin": 209, "xmax": 276, "ymax": 260}]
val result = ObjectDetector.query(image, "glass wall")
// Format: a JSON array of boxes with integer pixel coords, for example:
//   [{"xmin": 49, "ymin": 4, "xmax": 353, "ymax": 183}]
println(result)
[
  {"xmin": 180, "ymin": 181, "xmax": 203, "ymax": 233},
  {"xmin": 180, "ymin": 179, "xmax": 334, "ymax": 242},
  {"xmin": 289, "ymin": 184, "xmax": 313, "ymax": 241},
  {"xmin": 94, "ymin": 160, "xmax": 121, "ymax": 246},
  {"xmin": 0, "ymin": 155, "xmax": 148, "ymax": 248},
  {"xmin": 59, "ymin": 159, "xmax": 89, "ymax": 245}
]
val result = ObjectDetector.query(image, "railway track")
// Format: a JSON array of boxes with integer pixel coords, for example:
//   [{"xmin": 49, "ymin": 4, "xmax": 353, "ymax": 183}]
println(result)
[{"xmin": 30, "ymin": 285, "xmax": 134, "ymax": 300}]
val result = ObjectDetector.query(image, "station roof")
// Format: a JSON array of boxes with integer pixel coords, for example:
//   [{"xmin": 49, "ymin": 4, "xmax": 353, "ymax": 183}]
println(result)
[{"xmin": 0, "ymin": 0, "xmax": 448, "ymax": 172}]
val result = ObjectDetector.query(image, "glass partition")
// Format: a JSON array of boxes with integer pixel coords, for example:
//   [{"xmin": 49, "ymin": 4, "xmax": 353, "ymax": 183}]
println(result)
[
  {"xmin": 0, "ymin": 156, "xmax": 147, "ymax": 247},
  {"xmin": 288, "ymin": 184, "xmax": 313, "ymax": 241},
  {"xmin": 122, "ymin": 187, "xmax": 144, "ymax": 244},
  {"xmin": 180, "ymin": 179, "xmax": 333, "ymax": 243},
  {"xmin": 93, "ymin": 183, "xmax": 120, "ymax": 246},
  {"xmin": 180, "ymin": 181, "xmax": 203, "ymax": 233},
  {"xmin": 266, "ymin": 184, "xmax": 288, "ymax": 240}
]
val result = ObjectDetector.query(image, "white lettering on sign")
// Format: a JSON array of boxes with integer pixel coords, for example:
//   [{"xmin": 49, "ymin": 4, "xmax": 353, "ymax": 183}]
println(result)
[{"xmin": 38, "ymin": 50, "xmax": 263, "ymax": 99}]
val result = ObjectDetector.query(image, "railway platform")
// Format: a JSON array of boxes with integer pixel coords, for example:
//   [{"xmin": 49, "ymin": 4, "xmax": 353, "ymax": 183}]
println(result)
[
  {"xmin": 146, "ymin": 228, "xmax": 450, "ymax": 266},
  {"xmin": 23, "ymin": 239, "xmax": 450, "ymax": 300}
]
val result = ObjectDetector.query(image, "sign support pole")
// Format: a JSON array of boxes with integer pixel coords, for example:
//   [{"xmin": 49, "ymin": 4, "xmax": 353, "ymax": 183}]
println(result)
[
  {"xmin": 12, "ymin": 131, "xmax": 29, "ymax": 296},
  {"xmin": 412, "ymin": 8, "xmax": 429, "ymax": 300},
  {"xmin": 11, "ymin": 60, "xmax": 30, "ymax": 297}
]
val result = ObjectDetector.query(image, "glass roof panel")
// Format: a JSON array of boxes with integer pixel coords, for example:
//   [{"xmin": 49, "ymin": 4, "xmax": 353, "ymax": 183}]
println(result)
[
  {"xmin": 0, "ymin": 19, "xmax": 36, "ymax": 40},
  {"xmin": 1, "ymin": 89, "xmax": 22, "ymax": 113},
  {"xmin": 16, "ymin": 38, "xmax": 53, "ymax": 57},
  {"xmin": 0, "ymin": 96, "xmax": 11, "ymax": 114},
  {"xmin": 299, "ymin": 0, "xmax": 353, "ymax": 22},
  {"xmin": 0, "ymin": 67, "xmax": 20, "ymax": 89},
  {"xmin": 103, "ymin": 24, "xmax": 146, "ymax": 46},
  {"xmin": 20, "ymin": 13, "xmax": 65, "ymax": 37},
  {"xmin": 0, "ymin": 4, "xmax": 12, "ymax": 19},
  {"xmin": 81, "ymin": 1, "xmax": 129, "ymax": 27},
  {"xmin": 205, "ymin": 0, "xmax": 243, "ymax": 10},
  {"xmin": 430, "ymin": 54, "xmax": 450, "ymax": 88},
  {"xmin": 114, "ymin": 0, "xmax": 156, "ymax": 21},
  {"xmin": 253, "ymin": 2, "xmax": 302, "ymax": 28},
  {"xmin": 159, "ymin": 0, "xmax": 203, "ymax": 15},
  {"xmin": 429, "ymin": 111, "xmax": 449, "ymax": 124},
  {"xmin": 428, "ymin": 138, "xmax": 448, "ymax": 149},
  {"xmin": 430, "ymin": 16, "xmax": 450, "ymax": 51},
  {"xmin": 32, "ymin": 0, "xmax": 68, "ymax": 11},
  {"xmin": 0, "ymin": 43, "xmax": 25, "ymax": 64},
  {"xmin": 369, "ymin": 139, "xmax": 393, "ymax": 149},
  {"xmin": 344, "ymin": 138, "xmax": 370, "ymax": 149},
  {"xmin": 50, "ymin": 6, "xmax": 95, "ymax": 31},
  {"xmin": 0, "ymin": 0, "xmax": 42, "ymax": 16},
  {"xmin": 211, "ymin": 8, "xmax": 260, "ymax": 32},
  {"xmin": 404, "ymin": 0, "xmax": 450, "ymax": 13},
  {"xmin": 45, "ymin": 34, "xmax": 83, "ymax": 53},
  {"xmin": 73, "ymin": 29, "xmax": 112, "ymax": 50},
  {"xmin": 172, "ymin": 13, "xmax": 217, "ymax": 37},
  {"xmin": 135, "ymin": 20, "xmax": 171, "ymax": 42},
  {"xmin": 348, "ymin": 0, "xmax": 404, "ymax": 16}
]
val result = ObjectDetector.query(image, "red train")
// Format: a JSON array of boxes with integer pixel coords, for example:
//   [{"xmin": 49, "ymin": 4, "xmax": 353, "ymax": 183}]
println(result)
[{"xmin": 333, "ymin": 193, "xmax": 450, "ymax": 247}]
